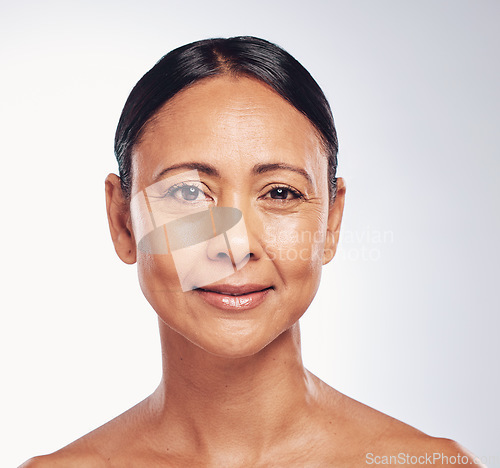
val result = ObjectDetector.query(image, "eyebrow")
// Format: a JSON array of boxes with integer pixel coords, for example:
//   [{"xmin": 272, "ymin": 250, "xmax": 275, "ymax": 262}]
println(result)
[
  {"xmin": 154, "ymin": 162, "xmax": 220, "ymax": 181},
  {"xmin": 252, "ymin": 163, "xmax": 312, "ymax": 185},
  {"xmin": 154, "ymin": 161, "xmax": 312, "ymax": 185}
]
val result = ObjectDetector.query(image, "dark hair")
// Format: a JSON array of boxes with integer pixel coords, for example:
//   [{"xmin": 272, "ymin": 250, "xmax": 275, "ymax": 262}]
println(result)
[{"xmin": 114, "ymin": 36, "xmax": 338, "ymax": 200}]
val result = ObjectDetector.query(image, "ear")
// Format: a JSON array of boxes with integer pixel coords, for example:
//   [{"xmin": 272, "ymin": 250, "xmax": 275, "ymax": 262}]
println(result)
[
  {"xmin": 105, "ymin": 174, "xmax": 137, "ymax": 264},
  {"xmin": 323, "ymin": 177, "xmax": 346, "ymax": 265}
]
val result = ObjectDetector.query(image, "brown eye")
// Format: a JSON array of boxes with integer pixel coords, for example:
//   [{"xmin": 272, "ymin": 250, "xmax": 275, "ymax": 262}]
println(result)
[
  {"xmin": 268, "ymin": 187, "xmax": 300, "ymax": 200},
  {"xmin": 270, "ymin": 187, "xmax": 287, "ymax": 199}
]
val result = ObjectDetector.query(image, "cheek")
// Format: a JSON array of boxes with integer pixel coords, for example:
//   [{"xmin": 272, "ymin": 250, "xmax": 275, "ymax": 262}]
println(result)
[
  {"xmin": 262, "ymin": 213, "xmax": 326, "ymax": 283},
  {"xmin": 137, "ymin": 252, "xmax": 182, "ymax": 300},
  {"xmin": 137, "ymin": 253, "xmax": 196, "ymax": 338}
]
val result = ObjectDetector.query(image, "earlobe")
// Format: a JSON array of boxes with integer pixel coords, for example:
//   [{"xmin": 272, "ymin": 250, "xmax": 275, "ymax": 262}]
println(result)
[
  {"xmin": 323, "ymin": 177, "xmax": 346, "ymax": 265},
  {"xmin": 105, "ymin": 174, "xmax": 137, "ymax": 265}
]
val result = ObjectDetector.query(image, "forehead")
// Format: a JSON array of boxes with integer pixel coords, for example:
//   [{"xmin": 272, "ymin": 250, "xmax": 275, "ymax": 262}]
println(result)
[{"xmin": 132, "ymin": 75, "xmax": 325, "ymax": 186}]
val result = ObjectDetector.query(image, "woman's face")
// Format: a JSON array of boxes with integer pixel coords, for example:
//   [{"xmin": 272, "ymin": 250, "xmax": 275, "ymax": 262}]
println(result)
[{"xmin": 124, "ymin": 76, "xmax": 342, "ymax": 358}]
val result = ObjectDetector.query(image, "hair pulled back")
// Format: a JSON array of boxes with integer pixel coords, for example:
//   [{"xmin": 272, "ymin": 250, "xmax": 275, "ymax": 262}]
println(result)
[{"xmin": 114, "ymin": 36, "xmax": 338, "ymax": 200}]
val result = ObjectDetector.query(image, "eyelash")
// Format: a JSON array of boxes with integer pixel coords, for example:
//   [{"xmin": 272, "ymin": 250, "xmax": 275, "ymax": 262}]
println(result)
[
  {"xmin": 262, "ymin": 184, "xmax": 304, "ymax": 201},
  {"xmin": 165, "ymin": 181, "xmax": 212, "ymax": 202}
]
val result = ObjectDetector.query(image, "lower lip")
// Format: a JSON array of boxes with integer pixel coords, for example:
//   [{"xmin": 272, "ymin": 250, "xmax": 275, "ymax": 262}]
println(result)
[{"xmin": 195, "ymin": 288, "xmax": 271, "ymax": 311}]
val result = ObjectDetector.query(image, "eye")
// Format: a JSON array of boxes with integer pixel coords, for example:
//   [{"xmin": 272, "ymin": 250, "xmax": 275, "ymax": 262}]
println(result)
[
  {"xmin": 270, "ymin": 187, "xmax": 291, "ymax": 199},
  {"xmin": 264, "ymin": 185, "xmax": 303, "ymax": 201},
  {"xmin": 179, "ymin": 185, "xmax": 202, "ymax": 201},
  {"xmin": 167, "ymin": 182, "xmax": 211, "ymax": 203}
]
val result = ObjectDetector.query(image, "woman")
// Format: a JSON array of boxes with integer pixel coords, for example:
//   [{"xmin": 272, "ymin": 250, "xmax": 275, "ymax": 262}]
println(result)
[{"xmin": 22, "ymin": 36, "xmax": 482, "ymax": 467}]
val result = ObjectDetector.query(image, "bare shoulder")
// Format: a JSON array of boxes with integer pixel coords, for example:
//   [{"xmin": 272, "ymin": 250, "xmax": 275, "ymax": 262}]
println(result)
[
  {"xmin": 18, "ymin": 431, "xmax": 116, "ymax": 468},
  {"xmin": 415, "ymin": 437, "xmax": 486, "ymax": 467},
  {"xmin": 19, "ymin": 397, "xmax": 154, "ymax": 467},
  {"xmin": 371, "ymin": 435, "xmax": 486, "ymax": 467},
  {"xmin": 19, "ymin": 450, "xmax": 107, "ymax": 468},
  {"xmin": 307, "ymin": 371, "xmax": 484, "ymax": 466}
]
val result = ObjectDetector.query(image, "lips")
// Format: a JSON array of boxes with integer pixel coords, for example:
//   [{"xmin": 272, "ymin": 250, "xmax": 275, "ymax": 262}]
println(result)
[{"xmin": 195, "ymin": 283, "xmax": 273, "ymax": 311}]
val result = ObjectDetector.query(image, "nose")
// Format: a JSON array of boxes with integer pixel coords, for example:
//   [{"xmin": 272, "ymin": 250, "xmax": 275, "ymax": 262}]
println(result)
[{"xmin": 205, "ymin": 205, "xmax": 257, "ymax": 270}]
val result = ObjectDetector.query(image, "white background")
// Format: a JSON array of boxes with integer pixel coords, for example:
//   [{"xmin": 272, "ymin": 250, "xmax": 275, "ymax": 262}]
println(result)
[{"xmin": 1, "ymin": 1, "xmax": 498, "ymax": 466}]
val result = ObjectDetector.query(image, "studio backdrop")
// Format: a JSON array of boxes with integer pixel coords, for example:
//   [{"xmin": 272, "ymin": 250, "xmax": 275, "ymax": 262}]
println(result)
[{"xmin": 1, "ymin": 1, "xmax": 498, "ymax": 466}]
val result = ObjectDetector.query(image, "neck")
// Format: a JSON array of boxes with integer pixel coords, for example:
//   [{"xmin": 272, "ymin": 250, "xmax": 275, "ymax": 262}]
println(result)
[{"xmin": 149, "ymin": 319, "xmax": 314, "ymax": 462}]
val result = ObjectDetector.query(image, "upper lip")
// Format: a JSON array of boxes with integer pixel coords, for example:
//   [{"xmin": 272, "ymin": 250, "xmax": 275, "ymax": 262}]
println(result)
[{"xmin": 197, "ymin": 284, "xmax": 273, "ymax": 296}]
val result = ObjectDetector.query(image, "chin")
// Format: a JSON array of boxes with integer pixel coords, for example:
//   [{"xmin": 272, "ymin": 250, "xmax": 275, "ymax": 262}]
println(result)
[
  {"xmin": 203, "ymin": 340, "xmax": 271, "ymax": 360},
  {"xmin": 202, "ymin": 317, "xmax": 303, "ymax": 361},
  {"xmin": 190, "ymin": 323, "xmax": 288, "ymax": 360}
]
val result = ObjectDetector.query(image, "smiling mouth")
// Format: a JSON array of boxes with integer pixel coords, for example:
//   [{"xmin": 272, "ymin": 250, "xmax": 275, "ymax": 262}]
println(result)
[
  {"xmin": 197, "ymin": 285, "xmax": 273, "ymax": 295},
  {"xmin": 194, "ymin": 284, "xmax": 274, "ymax": 310}
]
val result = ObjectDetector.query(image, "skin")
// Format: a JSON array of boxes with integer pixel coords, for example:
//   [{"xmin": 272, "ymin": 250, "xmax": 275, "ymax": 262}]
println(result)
[{"xmin": 22, "ymin": 76, "xmax": 483, "ymax": 467}]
